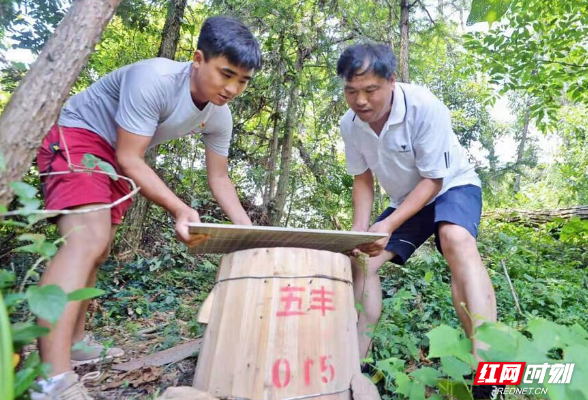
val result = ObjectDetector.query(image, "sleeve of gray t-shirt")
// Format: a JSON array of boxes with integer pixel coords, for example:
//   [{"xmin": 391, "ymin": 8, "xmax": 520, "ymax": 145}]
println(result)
[
  {"xmin": 341, "ymin": 119, "xmax": 369, "ymax": 176},
  {"xmin": 115, "ymin": 64, "xmax": 165, "ymax": 136},
  {"xmin": 412, "ymin": 98, "xmax": 453, "ymax": 179},
  {"xmin": 201, "ymin": 105, "xmax": 233, "ymax": 157}
]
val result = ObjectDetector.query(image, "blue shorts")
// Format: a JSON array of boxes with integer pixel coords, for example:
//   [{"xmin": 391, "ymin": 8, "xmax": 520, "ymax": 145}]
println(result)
[{"xmin": 374, "ymin": 184, "xmax": 482, "ymax": 265}]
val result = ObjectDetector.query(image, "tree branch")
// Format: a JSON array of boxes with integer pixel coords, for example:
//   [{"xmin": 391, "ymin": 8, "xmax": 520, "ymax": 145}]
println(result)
[
  {"xmin": 417, "ymin": 0, "xmax": 435, "ymax": 24},
  {"xmin": 537, "ymin": 59, "xmax": 588, "ymax": 69}
]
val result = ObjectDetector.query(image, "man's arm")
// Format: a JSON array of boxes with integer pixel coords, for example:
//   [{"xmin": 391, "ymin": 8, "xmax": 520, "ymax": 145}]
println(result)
[
  {"xmin": 380, "ymin": 177, "xmax": 442, "ymax": 233},
  {"xmin": 351, "ymin": 169, "xmax": 375, "ymax": 232},
  {"xmin": 358, "ymin": 177, "xmax": 442, "ymax": 256},
  {"xmin": 116, "ymin": 127, "xmax": 206, "ymax": 246},
  {"xmin": 205, "ymin": 146, "xmax": 252, "ymax": 225}
]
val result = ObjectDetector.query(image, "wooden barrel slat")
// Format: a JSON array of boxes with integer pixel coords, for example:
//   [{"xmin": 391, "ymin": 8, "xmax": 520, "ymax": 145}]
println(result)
[{"xmin": 194, "ymin": 248, "xmax": 360, "ymax": 400}]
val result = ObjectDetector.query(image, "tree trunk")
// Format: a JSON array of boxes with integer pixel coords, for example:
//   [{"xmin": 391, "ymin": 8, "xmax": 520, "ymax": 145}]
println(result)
[
  {"xmin": 269, "ymin": 81, "xmax": 299, "ymax": 226},
  {"xmin": 458, "ymin": 0, "xmax": 466, "ymax": 31},
  {"xmin": 262, "ymin": 34, "xmax": 285, "ymax": 211},
  {"xmin": 398, "ymin": 0, "xmax": 410, "ymax": 83},
  {"xmin": 157, "ymin": 0, "xmax": 188, "ymax": 59},
  {"xmin": 0, "ymin": 0, "xmax": 122, "ymax": 206},
  {"xmin": 268, "ymin": 46, "xmax": 310, "ymax": 226},
  {"xmin": 484, "ymin": 206, "xmax": 588, "ymax": 225},
  {"xmin": 386, "ymin": 0, "xmax": 395, "ymax": 50},
  {"xmin": 513, "ymin": 104, "xmax": 531, "ymax": 195},
  {"xmin": 263, "ymin": 93, "xmax": 281, "ymax": 207},
  {"xmin": 437, "ymin": 0, "xmax": 444, "ymax": 19},
  {"xmin": 116, "ymin": 0, "xmax": 187, "ymax": 257}
]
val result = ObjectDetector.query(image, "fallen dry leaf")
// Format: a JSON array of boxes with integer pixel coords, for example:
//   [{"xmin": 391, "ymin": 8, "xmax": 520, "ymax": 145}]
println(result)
[{"xmin": 101, "ymin": 366, "xmax": 163, "ymax": 390}]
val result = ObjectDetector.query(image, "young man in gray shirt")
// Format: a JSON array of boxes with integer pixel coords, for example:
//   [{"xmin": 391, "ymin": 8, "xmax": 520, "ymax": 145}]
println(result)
[
  {"xmin": 338, "ymin": 43, "xmax": 497, "ymax": 370},
  {"xmin": 34, "ymin": 16, "xmax": 261, "ymax": 399}
]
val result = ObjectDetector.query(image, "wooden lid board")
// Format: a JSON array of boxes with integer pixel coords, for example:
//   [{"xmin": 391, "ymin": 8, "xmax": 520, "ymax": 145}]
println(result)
[{"xmin": 187, "ymin": 223, "xmax": 387, "ymax": 254}]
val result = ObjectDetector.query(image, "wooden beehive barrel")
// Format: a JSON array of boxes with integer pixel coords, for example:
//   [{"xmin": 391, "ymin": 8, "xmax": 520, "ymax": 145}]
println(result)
[{"xmin": 193, "ymin": 247, "xmax": 360, "ymax": 400}]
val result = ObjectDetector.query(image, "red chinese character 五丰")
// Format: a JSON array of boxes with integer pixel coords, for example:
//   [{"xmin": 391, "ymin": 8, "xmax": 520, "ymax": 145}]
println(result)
[
  {"xmin": 309, "ymin": 286, "xmax": 335, "ymax": 316},
  {"xmin": 277, "ymin": 286, "xmax": 306, "ymax": 317}
]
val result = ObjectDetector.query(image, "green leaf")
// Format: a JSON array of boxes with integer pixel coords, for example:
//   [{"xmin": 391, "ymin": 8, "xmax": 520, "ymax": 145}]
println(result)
[
  {"xmin": 11, "ymin": 322, "xmax": 51, "ymax": 350},
  {"xmin": 551, "ymin": 294, "xmax": 563, "ymax": 307},
  {"xmin": 560, "ymin": 218, "xmax": 588, "ymax": 242},
  {"xmin": 81, "ymin": 153, "xmax": 99, "ymax": 169},
  {"xmin": 81, "ymin": 154, "xmax": 118, "ymax": 180},
  {"xmin": 438, "ymin": 379, "xmax": 474, "ymax": 400},
  {"xmin": 4, "ymin": 293, "xmax": 26, "ymax": 308},
  {"xmin": 67, "ymin": 288, "xmax": 105, "ymax": 301},
  {"xmin": 376, "ymin": 357, "xmax": 404, "ymax": 377},
  {"xmin": 26, "ymin": 285, "xmax": 68, "ymax": 324},
  {"xmin": 527, "ymin": 318, "xmax": 588, "ymax": 353},
  {"xmin": 13, "ymin": 62, "xmax": 27, "ymax": 71},
  {"xmin": 18, "ymin": 233, "xmax": 45, "ymax": 243},
  {"xmin": 0, "ymin": 150, "xmax": 5, "ymax": 172},
  {"xmin": 19, "ymin": 198, "xmax": 41, "ymax": 213},
  {"xmin": 23, "ymin": 351, "xmax": 41, "ymax": 369},
  {"xmin": 0, "ymin": 269, "xmax": 16, "ymax": 289},
  {"xmin": 16, "ymin": 234, "xmax": 58, "ymax": 259},
  {"xmin": 16, "ymin": 238, "xmax": 58, "ymax": 259},
  {"xmin": 14, "ymin": 368, "xmax": 37, "ymax": 397},
  {"xmin": 570, "ymin": 324, "xmax": 588, "ymax": 339},
  {"xmin": 476, "ymin": 322, "xmax": 547, "ymax": 364},
  {"xmin": 427, "ymin": 325, "xmax": 475, "ymax": 366},
  {"xmin": 476, "ymin": 322, "xmax": 526, "ymax": 360},
  {"xmin": 355, "ymin": 301, "xmax": 365, "ymax": 314},
  {"xmin": 410, "ymin": 367, "xmax": 440, "ymax": 386},
  {"xmin": 9, "ymin": 181, "xmax": 37, "ymax": 199},
  {"xmin": 441, "ymin": 356, "xmax": 473, "ymax": 381},
  {"xmin": 424, "ymin": 270, "xmax": 434, "ymax": 283},
  {"xmin": 559, "ymin": 344, "xmax": 588, "ymax": 399},
  {"xmin": 0, "ymin": 219, "xmax": 27, "ymax": 228},
  {"xmin": 467, "ymin": 0, "xmax": 513, "ymax": 27},
  {"xmin": 96, "ymin": 160, "xmax": 119, "ymax": 181},
  {"xmin": 408, "ymin": 380, "xmax": 426, "ymax": 400},
  {"xmin": 394, "ymin": 371, "xmax": 413, "ymax": 396}
]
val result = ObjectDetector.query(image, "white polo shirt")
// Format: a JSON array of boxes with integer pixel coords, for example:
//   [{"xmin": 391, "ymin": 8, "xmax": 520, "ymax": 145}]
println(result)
[{"xmin": 340, "ymin": 82, "xmax": 480, "ymax": 208}]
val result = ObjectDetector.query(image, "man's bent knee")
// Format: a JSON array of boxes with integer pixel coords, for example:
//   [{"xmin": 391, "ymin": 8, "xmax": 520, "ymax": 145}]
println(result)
[
  {"xmin": 353, "ymin": 257, "xmax": 385, "ymax": 277},
  {"xmin": 438, "ymin": 223, "xmax": 475, "ymax": 253},
  {"xmin": 367, "ymin": 251, "xmax": 394, "ymax": 274}
]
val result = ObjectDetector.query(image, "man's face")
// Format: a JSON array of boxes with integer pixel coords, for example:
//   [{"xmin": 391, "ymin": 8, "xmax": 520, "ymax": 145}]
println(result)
[
  {"xmin": 343, "ymin": 71, "xmax": 395, "ymax": 126},
  {"xmin": 191, "ymin": 51, "xmax": 254, "ymax": 107}
]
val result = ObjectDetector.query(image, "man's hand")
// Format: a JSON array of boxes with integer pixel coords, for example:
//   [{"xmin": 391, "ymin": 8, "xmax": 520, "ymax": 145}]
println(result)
[
  {"xmin": 356, "ymin": 219, "xmax": 393, "ymax": 257},
  {"xmin": 174, "ymin": 207, "xmax": 210, "ymax": 247},
  {"xmin": 350, "ymin": 224, "xmax": 369, "ymax": 257}
]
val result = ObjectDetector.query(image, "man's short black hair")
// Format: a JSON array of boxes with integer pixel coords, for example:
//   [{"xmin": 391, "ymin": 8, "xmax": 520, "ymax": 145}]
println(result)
[
  {"xmin": 198, "ymin": 16, "xmax": 262, "ymax": 70},
  {"xmin": 337, "ymin": 43, "xmax": 397, "ymax": 81}
]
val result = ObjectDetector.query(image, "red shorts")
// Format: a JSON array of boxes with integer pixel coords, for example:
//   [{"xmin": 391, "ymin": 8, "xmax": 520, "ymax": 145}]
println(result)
[{"xmin": 37, "ymin": 126, "xmax": 133, "ymax": 224}]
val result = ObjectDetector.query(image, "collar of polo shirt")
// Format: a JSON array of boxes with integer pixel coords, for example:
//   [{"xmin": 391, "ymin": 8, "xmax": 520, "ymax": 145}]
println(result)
[{"xmin": 353, "ymin": 83, "xmax": 407, "ymax": 136}]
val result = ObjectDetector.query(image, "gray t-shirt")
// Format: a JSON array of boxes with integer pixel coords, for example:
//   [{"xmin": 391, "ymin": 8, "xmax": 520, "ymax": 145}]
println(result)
[{"xmin": 59, "ymin": 58, "xmax": 232, "ymax": 156}]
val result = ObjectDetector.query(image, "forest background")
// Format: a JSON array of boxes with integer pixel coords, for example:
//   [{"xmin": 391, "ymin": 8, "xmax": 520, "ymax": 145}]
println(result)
[{"xmin": 1, "ymin": 0, "xmax": 588, "ymax": 399}]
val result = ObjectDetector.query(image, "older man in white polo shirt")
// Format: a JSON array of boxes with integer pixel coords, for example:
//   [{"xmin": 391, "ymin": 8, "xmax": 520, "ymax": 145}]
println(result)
[{"xmin": 338, "ymin": 43, "xmax": 497, "ymax": 363}]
